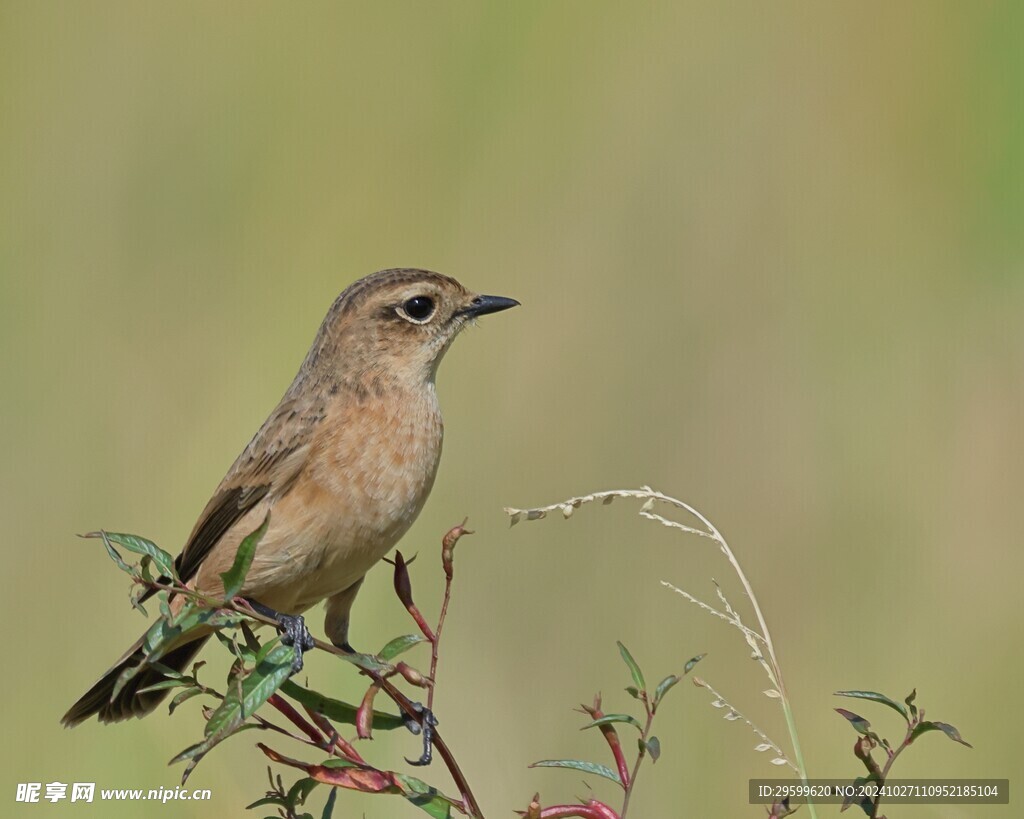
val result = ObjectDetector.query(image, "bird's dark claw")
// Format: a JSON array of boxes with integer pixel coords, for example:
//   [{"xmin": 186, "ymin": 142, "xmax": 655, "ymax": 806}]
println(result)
[
  {"xmin": 403, "ymin": 701, "xmax": 439, "ymax": 766},
  {"xmin": 244, "ymin": 599, "xmax": 316, "ymax": 674},
  {"xmin": 277, "ymin": 613, "xmax": 316, "ymax": 673}
]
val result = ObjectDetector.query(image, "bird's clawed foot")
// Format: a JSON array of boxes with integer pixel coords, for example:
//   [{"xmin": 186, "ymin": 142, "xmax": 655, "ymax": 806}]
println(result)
[
  {"xmin": 245, "ymin": 599, "xmax": 316, "ymax": 673},
  {"xmin": 277, "ymin": 613, "xmax": 317, "ymax": 673},
  {"xmin": 403, "ymin": 701, "xmax": 439, "ymax": 766}
]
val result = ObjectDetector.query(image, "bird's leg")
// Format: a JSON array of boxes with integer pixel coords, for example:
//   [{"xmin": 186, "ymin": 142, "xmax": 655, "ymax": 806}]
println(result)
[
  {"xmin": 324, "ymin": 578, "xmax": 363, "ymax": 656},
  {"xmin": 244, "ymin": 598, "xmax": 316, "ymax": 673}
]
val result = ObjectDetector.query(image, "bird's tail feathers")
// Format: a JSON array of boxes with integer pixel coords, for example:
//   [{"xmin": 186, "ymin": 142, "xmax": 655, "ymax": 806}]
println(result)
[{"xmin": 61, "ymin": 631, "xmax": 209, "ymax": 727}]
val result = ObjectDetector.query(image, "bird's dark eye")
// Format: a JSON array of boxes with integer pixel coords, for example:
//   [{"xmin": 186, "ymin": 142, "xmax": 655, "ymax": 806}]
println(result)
[{"xmin": 402, "ymin": 295, "xmax": 435, "ymax": 322}]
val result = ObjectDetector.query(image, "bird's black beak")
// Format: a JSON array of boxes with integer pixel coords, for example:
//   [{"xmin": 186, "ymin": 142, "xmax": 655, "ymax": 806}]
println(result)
[{"xmin": 462, "ymin": 294, "xmax": 520, "ymax": 318}]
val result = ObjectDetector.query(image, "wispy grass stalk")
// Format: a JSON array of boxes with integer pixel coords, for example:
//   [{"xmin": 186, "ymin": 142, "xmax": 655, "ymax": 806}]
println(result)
[{"xmin": 506, "ymin": 486, "xmax": 817, "ymax": 819}]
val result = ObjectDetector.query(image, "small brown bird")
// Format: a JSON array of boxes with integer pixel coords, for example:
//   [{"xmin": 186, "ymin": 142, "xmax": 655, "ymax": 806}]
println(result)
[{"xmin": 63, "ymin": 268, "xmax": 518, "ymax": 726}]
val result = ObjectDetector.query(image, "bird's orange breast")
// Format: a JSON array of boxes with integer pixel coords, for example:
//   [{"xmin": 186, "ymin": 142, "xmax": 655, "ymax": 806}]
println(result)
[{"xmin": 233, "ymin": 384, "xmax": 444, "ymax": 612}]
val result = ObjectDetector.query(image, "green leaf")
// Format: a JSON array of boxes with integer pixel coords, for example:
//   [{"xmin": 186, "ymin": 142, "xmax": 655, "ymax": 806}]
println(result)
[
  {"xmin": 216, "ymin": 628, "xmax": 258, "ymax": 662},
  {"xmin": 624, "ymin": 685, "xmax": 641, "ymax": 700},
  {"xmin": 129, "ymin": 609, "xmax": 238, "ymax": 701},
  {"xmin": 115, "ymin": 614, "xmax": 199, "ymax": 699},
  {"xmin": 905, "ymin": 688, "xmax": 918, "ymax": 720},
  {"xmin": 653, "ymin": 675, "xmax": 680, "ymax": 709},
  {"xmin": 842, "ymin": 778, "xmax": 875, "ymax": 816},
  {"xmin": 835, "ymin": 708, "xmax": 872, "ymax": 735},
  {"xmin": 616, "ymin": 641, "xmax": 646, "ymax": 693},
  {"xmin": 148, "ymin": 660, "xmax": 188, "ymax": 680},
  {"xmin": 137, "ymin": 678, "xmax": 193, "ymax": 695},
  {"xmin": 205, "ymin": 643, "xmax": 295, "ymax": 738},
  {"xmin": 580, "ymin": 714, "xmax": 642, "ymax": 731},
  {"xmin": 321, "ymin": 786, "xmax": 336, "ymax": 819},
  {"xmin": 96, "ymin": 531, "xmax": 133, "ymax": 575},
  {"xmin": 644, "ymin": 735, "xmax": 661, "ymax": 762},
  {"xmin": 529, "ymin": 759, "xmax": 622, "ymax": 785},
  {"xmin": 91, "ymin": 531, "xmax": 176, "ymax": 579},
  {"xmin": 835, "ymin": 690, "xmax": 908, "ymax": 720},
  {"xmin": 337, "ymin": 650, "xmax": 393, "ymax": 675},
  {"xmin": 168, "ymin": 687, "xmax": 206, "ymax": 715},
  {"xmin": 221, "ymin": 513, "xmax": 270, "ymax": 600},
  {"xmin": 285, "ymin": 777, "xmax": 320, "ymax": 812},
  {"xmin": 377, "ymin": 634, "xmax": 427, "ymax": 661},
  {"xmin": 171, "ymin": 723, "xmax": 262, "ymax": 778},
  {"xmin": 393, "ymin": 773, "xmax": 456, "ymax": 819},
  {"xmin": 254, "ymin": 636, "xmax": 285, "ymax": 667},
  {"xmin": 129, "ymin": 591, "xmax": 149, "ymax": 617},
  {"xmin": 246, "ymin": 795, "xmax": 286, "ymax": 809},
  {"xmin": 683, "ymin": 653, "xmax": 706, "ymax": 675},
  {"xmin": 279, "ymin": 680, "xmax": 406, "ymax": 731},
  {"xmin": 910, "ymin": 720, "xmax": 972, "ymax": 748}
]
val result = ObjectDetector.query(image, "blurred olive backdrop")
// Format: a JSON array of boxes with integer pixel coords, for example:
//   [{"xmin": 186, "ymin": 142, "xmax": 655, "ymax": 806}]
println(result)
[{"xmin": 2, "ymin": 3, "xmax": 1021, "ymax": 817}]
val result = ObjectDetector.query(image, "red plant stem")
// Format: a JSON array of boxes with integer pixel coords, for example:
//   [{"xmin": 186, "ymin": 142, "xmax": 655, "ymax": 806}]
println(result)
[
  {"xmin": 303, "ymin": 705, "xmax": 366, "ymax": 764},
  {"xmin": 596, "ymin": 720, "xmax": 630, "ymax": 787},
  {"xmin": 538, "ymin": 801, "xmax": 620, "ymax": 819},
  {"xmin": 267, "ymin": 694, "xmax": 326, "ymax": 745},
  {"xmin": 619, "ymin": 700, "xmax": 655, "ymax": 819},
  {"xmin": 581, "ymin": 696, "xmax": 629, "ymax": 790},
  {"xmin": 428, "ymin": 559, "xmax": 454, "ymax": 713},
  {"xmin": 408, "ymin": 602, "xmax": 437, "ymax": 642}
]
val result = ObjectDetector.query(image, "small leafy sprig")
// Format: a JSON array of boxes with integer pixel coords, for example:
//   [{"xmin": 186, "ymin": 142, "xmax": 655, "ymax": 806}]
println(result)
[
  {"xmin": 84, "ymin": 519, "xmax": 481, "ymax": 819},
  {"xmin": 521, "ymin": 644, "xmax": 704, "ymax": 819},
  {"xmin": 833, "ymin": 688, "xmax": 971, "ymax": 818}
]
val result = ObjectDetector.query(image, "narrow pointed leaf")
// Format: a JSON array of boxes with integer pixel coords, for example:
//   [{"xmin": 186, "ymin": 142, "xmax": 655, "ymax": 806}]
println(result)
[
  {"xmin": 905, "ymin": 688, "xmax": 918, "ymax": 719},
  {"xmin": 683, "ymin": 653, "xmax": 706, "ymax": 675},
  {"xmin": 909, "ymin": 720, "xmax": 972, "ymax": 747},
  {"xmin": 87, "ymin": 531, "xmax": 176, "ymax": 579},
  {"xmin": 246, "ymin": 795, "xmax": 286, "ymax": 809},
  {"xmin": 321, "ymin": 786, "xmax": 337, "ymax": 819},
  {"xmin": 393, "ymin": 773, "xmax": 457, "ymax": 819},
  {"xmin": 137, "ymin": 678, "xmax": 192, "ymax": 695},
  {"xmin": 616, "ymin": 641, "xmax": 646, "ymax": 692},
  {"xmin": 835, "ymin": 690, "xmax": 908, "ymax": 720},
  {"xmin": 280, "ymin": 680, "xmax": 405, "ymax": 731},
  {"xmin": 129, "ymin": 590, "xmax": 148, "ymax": 617},
  {"xmin": 377, "ymin": 634, "xmax": 427, "ymax": 661},
  {"xmin": 285, "ymin": 778, "xmax": 320, "ymax": 812},
  {"xmin": 221, "ymin": 513, "xmax": 270, "ymax": 600},
  {"xmin": 580, "ymin": 714, "xmax": 642, "ymax": 731},
  {"xmin": 95, "ymin": 532, "xmax": 133, "ymax": 575},
  {"xmin": 530, "ymin": 759, "xmax": 622, "ymax": 785},
  {"xmin": 653, "ymin": 675, "xmax": 679, "ymax": 708},
  {"xmin": 168, "ymin": 687, "xmax": 205, "ymax": 715},
  {"xmin": 205, "ymin": 644, "xmax": 295, "ymax": 738},
  {"xmin": 835, "ymin": 708, "xmax": 872, "ymax": 735}
]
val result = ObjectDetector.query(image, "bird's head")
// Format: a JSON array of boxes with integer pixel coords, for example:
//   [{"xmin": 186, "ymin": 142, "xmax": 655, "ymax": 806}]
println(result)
[{"xmin": 303, "ymin": 268, "xmax": 519, "ymax": 392}]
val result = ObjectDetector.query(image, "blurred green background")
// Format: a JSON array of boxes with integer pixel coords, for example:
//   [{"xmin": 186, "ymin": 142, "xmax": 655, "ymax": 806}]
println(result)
[{"xmin": 2, "ymin": 2, "xmax": 1021, "ymax": 816}]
